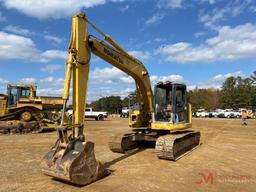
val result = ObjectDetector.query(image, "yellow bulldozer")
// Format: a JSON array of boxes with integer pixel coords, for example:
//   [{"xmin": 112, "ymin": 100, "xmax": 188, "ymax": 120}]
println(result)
[
  {"xmin": 0, "ymin": 84, "xmax": 64, "ymax": 134},
  {"xmin": 41, "ymin": 13, "xmax": 200, "ymax": 186}
]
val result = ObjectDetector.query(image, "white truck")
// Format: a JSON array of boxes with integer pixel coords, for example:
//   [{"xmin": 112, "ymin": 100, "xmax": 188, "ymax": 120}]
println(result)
[
  {"xmin": 120, "ymin": 107, "xmax": 129, "ymax": 118},
  {"xmin": 195, "ymin": 109, "xmax": 209, "ymax": 118},
  {"xmin": 68, "ymin": 107, "xmax": 107, "ymax": 121},
  {"xmin": 210, "ymin": 109, "xmax": 225, "ymax": 118},
  {"xmin": 223, "ymin": 109, "xmax": 241, "ymax": 118},
  {"xmin": 209, "ymin": 111, "xmax": 218, "ymax": 118}
]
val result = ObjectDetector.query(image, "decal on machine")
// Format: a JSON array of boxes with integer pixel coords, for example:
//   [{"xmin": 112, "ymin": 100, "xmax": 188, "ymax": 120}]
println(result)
[{"xmin": 103, "ymin": 48, "xmax": 124, "ymax": 64}]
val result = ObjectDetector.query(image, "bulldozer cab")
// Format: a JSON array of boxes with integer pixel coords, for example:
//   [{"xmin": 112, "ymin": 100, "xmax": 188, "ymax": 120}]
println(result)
[
  {"xmin": 7, "ymin": 84, "xmax": 36, "ymax": 107},
  {"xmin": 154, "ymin": 82, "xmax": 187, "ymax": 124}
]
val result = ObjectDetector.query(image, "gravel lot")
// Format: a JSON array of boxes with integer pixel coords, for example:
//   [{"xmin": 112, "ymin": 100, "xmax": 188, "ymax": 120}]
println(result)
[{"xmin": 0, "ymin": 118, "xmax": 255, "ymax": 192}]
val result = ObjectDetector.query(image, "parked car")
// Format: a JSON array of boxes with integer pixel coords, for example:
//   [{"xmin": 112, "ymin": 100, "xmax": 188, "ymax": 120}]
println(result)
[
  {"xmin": 195, "ymin": 109, "xmax": 209, "ymax": 118},
  {"xmin": 209, "ymin": 111, "xmax": 217, "ymax": 118},
  {"xmin": 232, "ymin": 111, "xmax": 242, "ymax": 118},
  {"xmin": 68, "ymin": 107, "xmax": 107, "ymax": 121},
  {"xmin": 223, "ymin": 109, "xmax": 241, "ymax": 118},
  {"xmin": 192, "ymin": 111, "xmax": 197, "ymax": 117},
  {"xmin": 217, "ymin": 110, "xmax": 225, "ymax": 118}
]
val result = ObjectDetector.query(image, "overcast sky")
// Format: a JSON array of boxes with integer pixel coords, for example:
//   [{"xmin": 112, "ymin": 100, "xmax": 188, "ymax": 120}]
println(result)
[{"xmin": 0, "ymin": 0, "xmax": 255, "ymax": 102}]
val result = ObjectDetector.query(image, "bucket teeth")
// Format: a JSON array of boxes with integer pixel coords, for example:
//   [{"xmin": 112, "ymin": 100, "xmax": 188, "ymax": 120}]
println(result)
[{"xmin": 41, "ymin": 139, "xmax": 109, "ymax": 185}]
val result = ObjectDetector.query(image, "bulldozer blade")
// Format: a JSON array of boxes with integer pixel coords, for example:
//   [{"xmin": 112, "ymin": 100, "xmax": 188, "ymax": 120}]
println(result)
[{"xmin": 41, "ymin": 139, "xmax": 109, "ymax": 185}]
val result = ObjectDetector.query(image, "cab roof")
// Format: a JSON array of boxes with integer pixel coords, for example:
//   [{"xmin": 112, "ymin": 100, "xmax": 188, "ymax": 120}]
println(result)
[
  {"xmin": 155, "ymin": 81, "xmax": 186, "ymax": 89},
  {"xmin": 7, "ymin": 84, "xmax": 37, "ymax": 88}
]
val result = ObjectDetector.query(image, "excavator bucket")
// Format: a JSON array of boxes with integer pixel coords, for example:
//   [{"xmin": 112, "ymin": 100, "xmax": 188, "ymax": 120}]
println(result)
[{"xmin": 41, "ymin": 138, "xmax": 109, "ymax": 185}]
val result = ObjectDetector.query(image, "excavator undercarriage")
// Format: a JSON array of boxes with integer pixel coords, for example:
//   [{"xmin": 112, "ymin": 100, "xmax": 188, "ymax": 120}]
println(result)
[{"xmin": 109, "ymin": 129, "xmax": 200, "ymax": 160}]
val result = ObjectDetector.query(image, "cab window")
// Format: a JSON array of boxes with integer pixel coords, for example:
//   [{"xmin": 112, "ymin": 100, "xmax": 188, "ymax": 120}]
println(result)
[
  {"xmin": 21, "ymin": 88, "xmax": 30, "ymax": 97},
  {"xmin": 175, "ymin": 89, "xmax": 185, "ymax": 107}
]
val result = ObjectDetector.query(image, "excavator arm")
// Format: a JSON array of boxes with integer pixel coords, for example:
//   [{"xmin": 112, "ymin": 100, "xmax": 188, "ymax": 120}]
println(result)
[
  {"xmin": 90, "ymin": 37, "xmax": 153, "ymax": 126},
  {"xmin": 41, "ymin": 12, "xmax": 154, "ymax": 185},
  {"xmin": 62, "ymin": 13, "xmax": 153, "ymax": 130}
]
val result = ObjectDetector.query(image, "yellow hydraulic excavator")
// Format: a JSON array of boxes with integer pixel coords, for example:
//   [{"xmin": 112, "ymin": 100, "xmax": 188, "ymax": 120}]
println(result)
[{"xmin": 41, "ymin": 13, "xmax": 200, "ymax": 185}]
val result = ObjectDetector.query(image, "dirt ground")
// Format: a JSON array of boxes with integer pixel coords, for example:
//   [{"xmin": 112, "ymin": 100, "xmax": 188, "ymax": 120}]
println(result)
[{"xmin": 0, "ymin": 117, "xmax": 255, "ymax": 192}]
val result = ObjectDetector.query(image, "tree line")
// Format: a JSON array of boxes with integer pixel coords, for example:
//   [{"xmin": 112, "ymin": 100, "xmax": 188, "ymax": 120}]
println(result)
[
  {"xmin": 89, "ymin": 71, "xmax": 256, "ymax": 113},
  {"xmin": 90, "ymin": 92, "xmax": 137, "ymax": 114},
  {"xmin": 188, "ymin": 71, "xmax": 256, "ymax": 111}
]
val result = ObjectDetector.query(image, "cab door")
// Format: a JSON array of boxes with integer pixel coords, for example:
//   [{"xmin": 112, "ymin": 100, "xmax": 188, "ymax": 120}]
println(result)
[
  {"xmin": 7, "ymin": 86, "xmax": 18, "ymax": 107},
  {"xmin": 172, "ymin": 84, "xmax": 187, "ymax": 123}
]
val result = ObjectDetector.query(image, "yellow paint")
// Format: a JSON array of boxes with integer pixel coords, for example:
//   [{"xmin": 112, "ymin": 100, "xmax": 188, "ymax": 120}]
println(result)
[
  {"xmin": 0, "ymin": 84, "xmax": 64, "ymax": 128},
  {"xmin": 61, "ymin": 12, "xmax": 193, "ymax": 133}
]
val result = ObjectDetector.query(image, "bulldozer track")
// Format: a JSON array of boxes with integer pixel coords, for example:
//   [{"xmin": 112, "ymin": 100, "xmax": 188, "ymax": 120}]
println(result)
[
  {"xmin": 0, "ymin": 111, "xmax": 45, "ymax": 135},
  {"xmin": 32, "ymin": 112, "xmax": 45, "ymax": 133},
  {"xmin": 0, "ymin": 109, "xmax": 26, "ymax": 121},
  {"xmin": 0, "ymin": 120, "xmax": 41, "ymax": 134}
]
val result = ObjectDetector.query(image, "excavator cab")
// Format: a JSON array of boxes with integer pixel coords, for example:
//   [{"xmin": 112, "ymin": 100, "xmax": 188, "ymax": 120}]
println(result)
[
  {"xmin": 154, "ymin": 82, "xmax": 187, "ymax": 124},
  {"xmin": 129, "ymin": 82, "xmax": 190, "ymax": 128}
]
